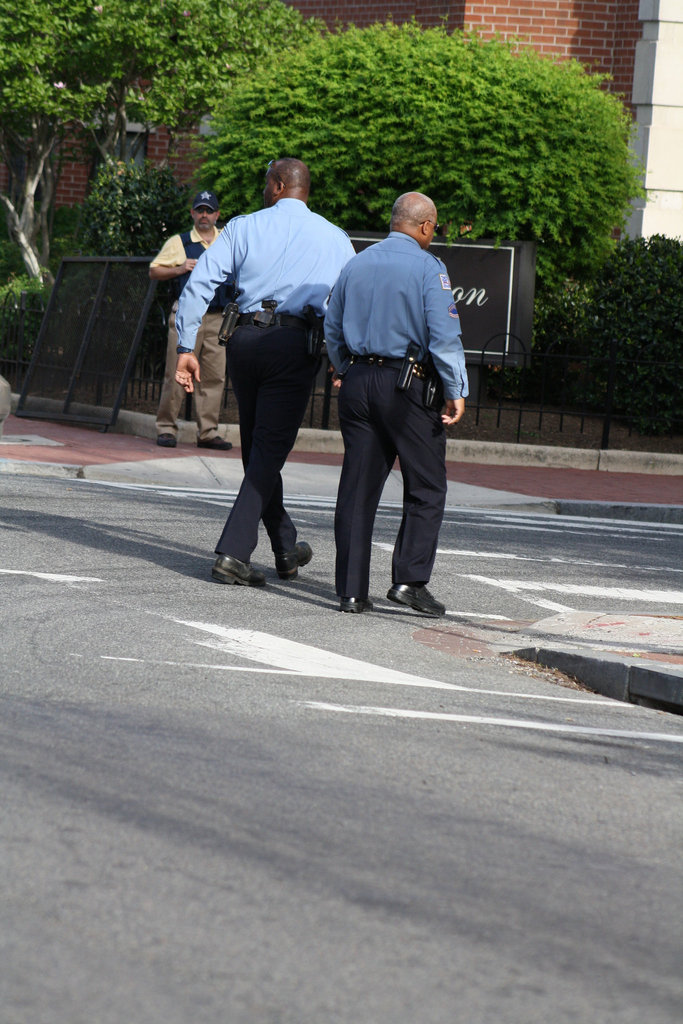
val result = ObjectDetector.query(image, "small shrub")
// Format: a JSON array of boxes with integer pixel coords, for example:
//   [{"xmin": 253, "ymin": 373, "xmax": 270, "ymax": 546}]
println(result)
[{"xmin": 80, "ymin": 160, "xmax": 189, "ymax": 257}]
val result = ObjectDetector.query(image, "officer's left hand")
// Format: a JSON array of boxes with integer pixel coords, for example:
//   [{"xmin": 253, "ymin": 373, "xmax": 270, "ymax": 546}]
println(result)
[
  {"xmin": 175, "ymin": 353, "xmax": 200, "ymax": 393},
  {"xmin": 441, "ymin": 398, "xmax": 465, "ymax": 425}
]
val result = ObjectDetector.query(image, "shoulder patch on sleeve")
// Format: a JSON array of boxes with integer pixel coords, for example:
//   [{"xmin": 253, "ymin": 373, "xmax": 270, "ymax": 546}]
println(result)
[
  {"xmin": 448, "ymin": 302, "xmax": 460, "ymax": 319},
  {"xmin": 439, "ymin": 273, "xmax": 451, "ymax": 291}
]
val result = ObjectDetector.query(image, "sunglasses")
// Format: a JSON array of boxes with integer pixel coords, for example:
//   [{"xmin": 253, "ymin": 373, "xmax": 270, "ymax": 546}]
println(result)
[{"xmin": 266, "ymin": 159, "xmax": 283, "ymax": 185}]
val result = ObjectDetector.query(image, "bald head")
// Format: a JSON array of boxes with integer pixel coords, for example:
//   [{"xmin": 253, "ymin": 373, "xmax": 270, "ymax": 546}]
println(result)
[
  {"xmin": 263, "ymin": 158, "xmax": 311, "ymax": 207},
  {"xmin": 390, "ymin": 192, "xmax": 438, "ymax": 249},
  {"xmin": 273, "ymin": 158, "xmax": 310, "ymax": 193}
]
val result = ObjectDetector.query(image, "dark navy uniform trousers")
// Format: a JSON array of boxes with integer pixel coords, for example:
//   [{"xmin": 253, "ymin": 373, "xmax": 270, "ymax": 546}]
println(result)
[
  {"xmin": 215, "ymin": 323, "xmax": 317, "ymax": 562},
  {"xmin": 335, "ymin": 361, "xmax": 447, "ymax": 600}
]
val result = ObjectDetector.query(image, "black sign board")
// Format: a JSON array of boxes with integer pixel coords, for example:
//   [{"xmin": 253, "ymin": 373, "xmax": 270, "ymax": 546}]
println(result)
[{"xmin": 348, "ymin": 233, "xmax": 536, "ymax": 366}]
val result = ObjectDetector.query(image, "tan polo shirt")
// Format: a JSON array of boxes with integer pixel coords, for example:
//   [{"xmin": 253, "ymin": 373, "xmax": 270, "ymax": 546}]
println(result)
[{"xmin": 150, "ymin": 225, "xmax": 220, "ymax": 268}]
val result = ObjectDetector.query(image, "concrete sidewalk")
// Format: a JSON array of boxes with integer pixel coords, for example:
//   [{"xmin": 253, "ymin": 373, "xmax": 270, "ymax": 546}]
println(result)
[
  {"xmin": 2, "ymin": 406, "xmax": 682, "ymax": 515},
  {"xmin": 1, "ymin": 406, "xmax": 682, "ymax": 712}
]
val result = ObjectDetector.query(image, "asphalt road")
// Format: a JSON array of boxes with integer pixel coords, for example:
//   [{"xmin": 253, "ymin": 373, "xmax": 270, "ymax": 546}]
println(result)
[{"xmin": 1, "ymin": 475, "xmax": 682, "ymax": 1024}]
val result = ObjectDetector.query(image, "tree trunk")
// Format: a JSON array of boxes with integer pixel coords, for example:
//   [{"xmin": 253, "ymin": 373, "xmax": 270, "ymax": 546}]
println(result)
[
  {"xmin": 0, "ymin": 196, "xmax": 43, "ymax": 279},
  {"xmin": 0, "ymin": 118, "xmax": 57, "ymax": 286}
]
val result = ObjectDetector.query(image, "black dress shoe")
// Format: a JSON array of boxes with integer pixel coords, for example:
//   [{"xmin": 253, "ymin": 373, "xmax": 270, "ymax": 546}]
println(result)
[
  {"xmin": 339, "ymin": 597, "xmax": 373, "ymax": 613},
  {"xmin": 156, "ymin": 433, "xmax": 177, "ymax": 448},
  {"xmin": 275, "ymin": 541, "xmax": 313, "ymax": 580},
  {"xmin": 387, "ymin": 584, "xmax": 445, "ymax": 617},
  {"xmin": 212, "ymin": 554, "xmax": 266, "ymax": 587},
  {"xmin": 197, "ymin": 436, "xmax": 232, "ymax": 450}
]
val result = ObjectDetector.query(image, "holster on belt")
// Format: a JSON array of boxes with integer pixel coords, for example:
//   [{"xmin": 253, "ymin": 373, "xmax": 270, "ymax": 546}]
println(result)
[
  {"xmin": 396, "ymin": 342, "xmax": 422, "ymax": 390},
  {"xmin": 422, "ymin": 355, "xmax": 445, "ymax": 411},
  {"xmin": 303, "ymin": 304, "xmax": 325, "ymax": 359},
  {"xmin": 396, "ymin": 342, "xmax": 444, "ymax": 410},
  {"xmin": 218, "ymin": 302, "xmax": 240, "ymax": 346},
  {"xmin": 252, "ymin": 299, "xmax": 278, "ymax": 327}
]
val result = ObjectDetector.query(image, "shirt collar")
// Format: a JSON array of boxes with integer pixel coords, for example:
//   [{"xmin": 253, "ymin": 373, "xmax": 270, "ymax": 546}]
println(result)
[
  {"xmin": 272, "ymin": 198, "xmax": 309, "ymax": 213},
  {"xmin": 387, "ymin": 230, "xmax": 421, "ymax": 247},
  {"xmin": 190, "ymin": 225, "xmax": 219, "ymax": 245}
]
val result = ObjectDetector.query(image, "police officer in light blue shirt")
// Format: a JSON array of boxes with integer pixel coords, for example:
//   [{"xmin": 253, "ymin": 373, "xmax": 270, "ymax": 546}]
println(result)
[
  {"xmin": 325, "ymin": 191, "xmax": 468, "ymax": 617},
  {"xmin": 174, "ymin": 158, "xmax": 355, "ymax": 587}
]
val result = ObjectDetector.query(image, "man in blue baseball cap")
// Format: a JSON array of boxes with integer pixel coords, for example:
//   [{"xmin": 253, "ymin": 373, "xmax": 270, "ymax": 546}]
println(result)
[{"xmin": 151, "ymin": 190, "xmax": 233, "ymax": 450}]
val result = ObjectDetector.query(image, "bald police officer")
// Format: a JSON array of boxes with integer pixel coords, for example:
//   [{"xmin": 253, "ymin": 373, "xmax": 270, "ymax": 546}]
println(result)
[
  {"xmin": 175, "ymin": 158, "xmax": 355, "ymax": 586},
  {"xmin": 325, "ymin": 191, "xmax": 468, "ymax": 617}
]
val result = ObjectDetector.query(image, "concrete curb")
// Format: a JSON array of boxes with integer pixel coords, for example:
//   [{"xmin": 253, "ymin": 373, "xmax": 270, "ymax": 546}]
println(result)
[
  {"xmin": 554, "ymin": 500, "xmax": 683, "ymax": 525},
  {"xmin": 11, "ymin": 393, "xmax": 683, "ymax": 475},
  {"xmin": 514, "ymin": 645, "xmax": 683, "ymax": 712},
  {"xmin": 0, "ymin": 458, "xmax": 83, "ymax": 478}
]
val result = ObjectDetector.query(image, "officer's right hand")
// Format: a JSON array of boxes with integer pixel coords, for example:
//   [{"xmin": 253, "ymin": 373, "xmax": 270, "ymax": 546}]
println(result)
[
  {"xmin": 182, "ymin": 258, "xmax": 198, "ymax": 274},
  {"xmin": 442, "ymin": 398, "xmax": 465, "ymax": 425},
  {"xmin": 175, "ymin": 353, "xmax": 200, "ymax": 393}
]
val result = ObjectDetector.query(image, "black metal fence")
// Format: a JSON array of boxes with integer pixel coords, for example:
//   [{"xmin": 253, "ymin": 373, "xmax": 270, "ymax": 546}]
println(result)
[
  {"xmin": 0, "ymin": 290, "xmax": 46, "ymax": 393},
  {"xmin": 1, "ymin": 289, "xmax": 680, "ymax": 448}
]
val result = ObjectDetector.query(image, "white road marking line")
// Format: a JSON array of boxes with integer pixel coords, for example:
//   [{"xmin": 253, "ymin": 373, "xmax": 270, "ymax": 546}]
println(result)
[
  {"xmin": 448, "ymin": 611, "xmax": 514, "ymax": 620},
  {"xmin": 445, "ymin": 518, "xmax": 680, "ymax": 540},
  {"xmin": 461, "ymin": 575, "xmax": 683, "ymax": 604},
  {"xmin": 302, "ymin": 701, "xmax": 683, "ymax": 744},
  {"xmin": 173, "ymin": 620, "xmax": 464, "ymax": 690},
  {"xmin": 435, "ymin": 547, "xmax": 682, "ymax": 575},
  {"xmin": 100, "ymin": 655, "xmax": 299, "ymax": 674},
  {"xmin": 168, "ymin": 621, "xmax": 623, "ymax": 706},
  {"xmin": 523, "ymin": 598, "xmax": 575, "ymax": 613},
  {"xmin": 0, "ymin": 569, "xmax": 103, "ymax": 582}
]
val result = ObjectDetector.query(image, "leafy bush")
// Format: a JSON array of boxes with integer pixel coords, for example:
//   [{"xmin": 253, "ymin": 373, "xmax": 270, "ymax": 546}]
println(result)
[
  {"xmin": 79, "ymin": 160, "xmax": 189, "ymax": 256},
  {"xmin": 201, "ymin": 21, "xmax": 642, "ymax": 289},
  {"xmin": 533, "ymin": 236, "xmax": 683, "ymax": 434},
  {"xmin": 0, "ymin": 275, "xmax": 49, "ymax": 305}
]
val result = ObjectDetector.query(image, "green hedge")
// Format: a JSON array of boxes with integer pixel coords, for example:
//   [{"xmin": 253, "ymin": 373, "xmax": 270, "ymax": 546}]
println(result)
[
  {"xmin": 532, "ymin": 236, "xmax": 683, "ymax": 435},
  {"xmin": 201, "ymin": 22, "xmax": 642, "ymax": 289}
]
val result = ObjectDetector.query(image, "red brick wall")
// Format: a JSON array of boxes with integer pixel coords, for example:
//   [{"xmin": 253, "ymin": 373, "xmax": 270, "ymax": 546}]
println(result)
[
  {"xmin": 295, "ymin": 1, "xmax": 463, "ymax": 28},
  {"xmin": 47, "ymin": 127, "xmax": 202, "ymax": 210},
  {"xmin": 463, "ymin": 0, "xmax": 640, "ymax": 103},
  {"xmin": 147, "ymin": 127, "xmax": 202, "ymax": 187},
  {"xmin": 55, "ymin": 159, "xmax": 92, "ymax": 208},
  {"xmin": 291, "ymin": 0, "xmax": 641, "ymax": 103}
]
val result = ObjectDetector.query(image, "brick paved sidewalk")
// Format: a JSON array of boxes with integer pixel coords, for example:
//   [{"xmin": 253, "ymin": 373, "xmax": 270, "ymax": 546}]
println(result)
[{"xmin": 1, "ymin": 413, "xmax": 682, "ymax": 506}]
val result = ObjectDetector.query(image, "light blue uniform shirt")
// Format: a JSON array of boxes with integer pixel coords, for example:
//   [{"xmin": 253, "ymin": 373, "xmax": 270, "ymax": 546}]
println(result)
[
  {"xmin": 324, "ymin": 231, "xmax": 469, "ymax": 400},
  {"xmin": 176, "ymin": 198, "xmax": 355, "ymax": 350}
]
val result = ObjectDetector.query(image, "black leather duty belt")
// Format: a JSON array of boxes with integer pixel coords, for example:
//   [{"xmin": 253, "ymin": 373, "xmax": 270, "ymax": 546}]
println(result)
[
  {"xmin": 350, "ymin": 354, "xmax": 428, "ymax": 380},
  {"xmin": 238, "ymin": 312, "xmax": 307, "ymax": 330}
]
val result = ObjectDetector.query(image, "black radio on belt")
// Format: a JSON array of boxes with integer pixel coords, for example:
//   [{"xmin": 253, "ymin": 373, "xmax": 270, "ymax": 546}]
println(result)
[
  {"xmin": 218, "ymin": 302, "xmax": 240, "ymax": 346},
  {"xmin": 253, "ymin": 299, "xmax": 277, "ymax": 327}
]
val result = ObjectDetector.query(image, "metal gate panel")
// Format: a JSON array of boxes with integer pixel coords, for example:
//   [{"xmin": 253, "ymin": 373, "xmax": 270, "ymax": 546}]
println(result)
[{"xmin": 16, "ymin": 257, "xmax": 157, "ymax": 429}]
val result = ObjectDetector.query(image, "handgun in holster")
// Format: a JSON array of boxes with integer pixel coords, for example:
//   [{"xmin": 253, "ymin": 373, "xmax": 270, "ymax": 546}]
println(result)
[
  {"xmin": 253, "ymin": 299, "xmax": 277, "ymax": 327},
  {"xmin": 218, "ymin": 302, "xmax": 240, "ymax": 346},
  {"xmin": 303, "ymin": 304, "xmax": 325, "ymax": 359},
  {"xmin": 396, "ymin": 341, "xmax": 422, "ymax": 390}
]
